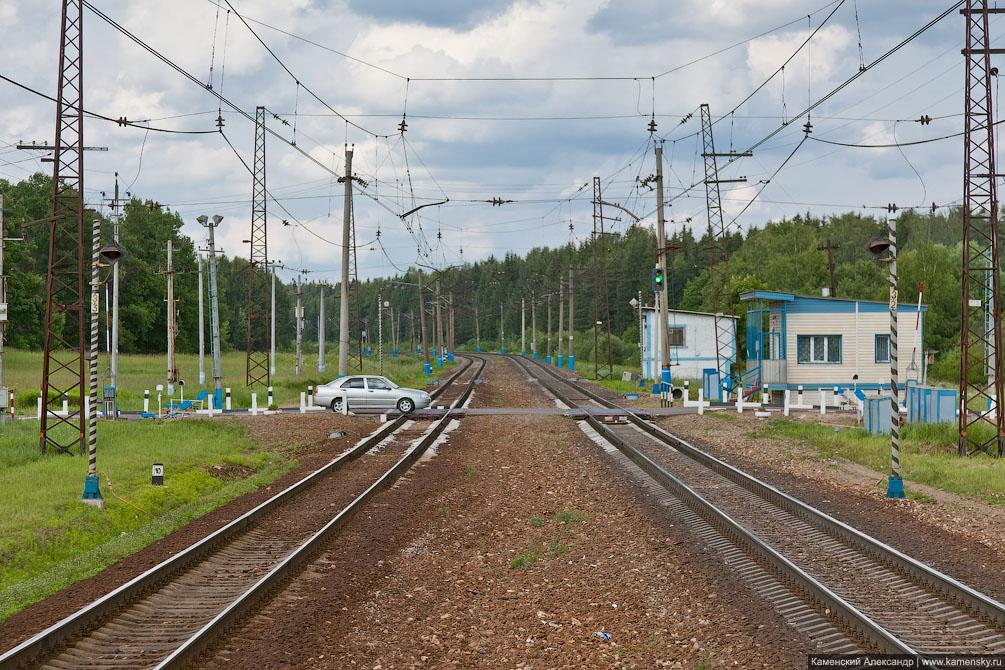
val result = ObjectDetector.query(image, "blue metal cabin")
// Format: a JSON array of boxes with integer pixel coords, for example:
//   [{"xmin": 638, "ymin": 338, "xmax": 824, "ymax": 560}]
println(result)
[{"xmin": 740, "ymin": 291, "xmax": 928, "ymax": 392}]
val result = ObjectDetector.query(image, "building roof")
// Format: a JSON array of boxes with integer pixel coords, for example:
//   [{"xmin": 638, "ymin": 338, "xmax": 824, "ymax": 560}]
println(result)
[
  {"xmin": 739, "ymin": 290, "xmax": 928, "ymax": 312},
  {"xmin": 641, "ymin": 306, "xmax": 740, "ymax": 320}
]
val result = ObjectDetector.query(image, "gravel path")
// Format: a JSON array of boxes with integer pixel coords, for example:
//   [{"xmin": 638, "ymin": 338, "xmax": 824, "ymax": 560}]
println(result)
[{"xmin": 197, "ymin": 358, "xmax": 809, "ymax": 668}]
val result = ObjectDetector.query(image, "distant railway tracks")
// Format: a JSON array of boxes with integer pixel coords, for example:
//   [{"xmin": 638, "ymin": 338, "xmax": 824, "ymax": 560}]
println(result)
[
  {"xmin": 509, "ymin": 354, "xmax": 1005, "ymax": 662},
  {"xmin": 0, "ymin": 356, "xmax": 485, "ymax": 670}
]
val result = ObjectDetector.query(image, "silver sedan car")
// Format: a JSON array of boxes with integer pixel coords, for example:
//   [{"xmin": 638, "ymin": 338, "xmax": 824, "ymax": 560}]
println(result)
[{"xmin": 314, "ymin": 375, "xmax": 432, "ymax": 414}]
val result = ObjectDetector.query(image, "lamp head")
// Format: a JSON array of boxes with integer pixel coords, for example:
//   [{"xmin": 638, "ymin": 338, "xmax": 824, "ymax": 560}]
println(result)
[
  {"xmin": 212, "ymin": 214, "xmax": 224, "ymax": 225},
  {"xmin": 866, "ymin": 235, "xmax": 891, "ymax": 256},
  {"xmin": 99, "ymin": 241, "xmax": 123, "ymax": 263},
  {"xmin": 196, "ymin": 214, "xmax": 208, "ymax": 225}
]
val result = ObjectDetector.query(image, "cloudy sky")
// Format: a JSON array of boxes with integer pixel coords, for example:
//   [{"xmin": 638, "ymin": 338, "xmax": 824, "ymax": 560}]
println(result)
[{"xmin": 0, "ymin": 0, "xmax": 979, "ymax": 284}]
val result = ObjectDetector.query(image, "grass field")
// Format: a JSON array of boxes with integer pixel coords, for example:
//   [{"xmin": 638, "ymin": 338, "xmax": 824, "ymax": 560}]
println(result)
[
  {"xmin": 0, "ymin": 418, "xmax": 292, "ymax": 622},
  {"xmin": 750, "ymin": 420, "xmax": 1005, "ymax": 506},
  {"xmin": 2, "ymin": 348, "xmax": 452, "ymax": 414},
  {"xmin": 0, "ymin": 352, "xmax": 450, "ymax": 622}
]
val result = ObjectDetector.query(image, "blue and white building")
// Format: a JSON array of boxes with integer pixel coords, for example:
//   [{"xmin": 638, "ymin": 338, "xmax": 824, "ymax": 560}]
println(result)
[
  {"xmin": 740, "ymin": 291, "xmax": 927, "ymax": 391},
  {"xmin": 641, "ymin": 307, "xmax": 739, "ymax": 381}
]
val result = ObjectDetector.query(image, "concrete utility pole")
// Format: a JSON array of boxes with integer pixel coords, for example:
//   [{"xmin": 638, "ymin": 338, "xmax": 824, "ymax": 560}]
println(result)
[
  {"xmin": 547, "ymin": 291, "xmax": 552, "ymax": 362},
  {"xmin": 417, "ymin": 270, "xmax": 430, "ymax": 373},
  {"xmin": 521, "ymin": 297, "xmax": 526, "ymax": 355},
  {"xmin": 557, "ymin": 282, "xmax": 564, "ymax": 366},
  {"xmin": 448, "ymin": 292, "xmax": 454, "ymax": 352},
  {"xmin": 165, "ymin": 240, "xmax": 178, "ymax": 388},
  {"xmin": 199, "ymin": 214, "xmax": 224, "ymax": 405},
  {"xmin": 110, "ymin": 174, "xmax": 121, "ymax": 397},
  {"xmin": 0, "ymin": 195, "xmax": 4, "ymax": 418},
  {"xmin": 295, "ymin": 274, "xmax": 303, "ymax": 376},
  {"xmin": 654, "ymin": 144, "xmax": 670, "ymax": 388},
  {"xmin": 319, "ymin": 284, "xmax": 326, "ymax": 373},
  {"xmin": 378, "ymin": 293, "xmax": 384, "ymax": 375},
  {"xmin": 338, "ymin": 146, "xmax": 353, "ymax": 377},
  {"xmin": 531, "ymin": 291, "xmax": 538, "ymax": 358},
  {"xmin": 197, "ymin": 253, "xmax": 205, "ymax": 385},
  {"xmin": 567, "ymin": 268, "xmax": 575, "ymax": 370},
  {"xmin": 500, "ymin": 303, "xmax": 505, "ymax": 354},
  {"xmin": 474, "ymin": 299, "xmax": 480, "ymax": 352},
  {"xmin": 434, "ymin": 278, "xmax": 443, "ymax": 362},
  {"xmin": 269, "ymin": 265, "xmax": 276, "ymax": 376}
]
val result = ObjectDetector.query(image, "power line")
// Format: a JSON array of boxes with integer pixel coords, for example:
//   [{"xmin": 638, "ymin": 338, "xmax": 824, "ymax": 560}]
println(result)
[{"xmin": 0, "ymin": 72, "xmax": 217, "ymax": 134}]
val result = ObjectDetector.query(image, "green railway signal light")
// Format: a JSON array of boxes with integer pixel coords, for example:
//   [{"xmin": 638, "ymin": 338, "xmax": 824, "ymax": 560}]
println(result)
[{"xmin": 651, "ymin": 267, "xmax": 665, "ymax": 293}]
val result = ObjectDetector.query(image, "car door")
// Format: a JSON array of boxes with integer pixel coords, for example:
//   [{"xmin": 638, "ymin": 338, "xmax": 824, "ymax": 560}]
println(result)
[
  {"xmin": 341, "ymin": 376, "xmax": 367, "ymax": 409},
  {"xmin": 365, "ymin": 376, "xmax": 396, "ymax": 409}
]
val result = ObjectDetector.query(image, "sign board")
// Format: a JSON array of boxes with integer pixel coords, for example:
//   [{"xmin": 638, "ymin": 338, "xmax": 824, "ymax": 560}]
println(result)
[
  {"xmin": 151, "ymin": 463, "xmax": 164, "ymax": 486},
  {"xmin": 0, "ymin": 303, "xmax": 7, "ymax": 322}
]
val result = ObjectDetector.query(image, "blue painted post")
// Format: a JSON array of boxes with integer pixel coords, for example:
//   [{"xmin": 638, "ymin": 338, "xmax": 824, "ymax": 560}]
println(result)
[
  {"xmin": 424, "ymin": 361, "xmax": 432, "ymax": 376},
  {"xmin": 568, "ymin": 354, "xmax": 575, "ymax": 371},
  {"xmin": 547, "ymin": 355, "xmax": 552, "ymax": 365},
  {"xmin": 557, "ymin": 354, "xmax": 563, "ymax": 367}
]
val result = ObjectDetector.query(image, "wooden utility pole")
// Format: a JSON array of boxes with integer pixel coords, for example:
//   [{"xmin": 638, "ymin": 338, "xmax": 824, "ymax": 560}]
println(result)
[
  {"xmin": 817, "ymin": 239, "xmax": 839, "ymax": 297},
  {"xmin": 500, "ymin": 303, "xmax": 505, "ymax": 353},
  {"xmin": 474, "ymin": 299, "xmax": 480, "ymax": 351}
]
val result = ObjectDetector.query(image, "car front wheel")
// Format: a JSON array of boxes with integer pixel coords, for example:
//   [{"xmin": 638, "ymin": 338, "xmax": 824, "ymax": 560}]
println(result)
[
  {"xmin": 397, "ymin": 397, "xmax": 415, "ymax": 414},
  {"xmin": 331, "ymin": 397, "xmax": 344, "ymax": 413}
]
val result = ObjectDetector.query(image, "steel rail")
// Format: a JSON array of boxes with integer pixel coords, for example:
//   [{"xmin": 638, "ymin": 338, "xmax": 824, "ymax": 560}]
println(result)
[
  {"xmin": 156, "ymin": 355, "xmax": 485, "ymax": 668},
  {"xmin": 0, "ymin": 357, "xmax": 477, "ymax": 670},
  {"xmin": 507, "ymin": 354, "xmax": 1005, "ymax": 658},
  {"xmin": 516, "ymin": 354, "xmax": 1005, "ymax": 633}
]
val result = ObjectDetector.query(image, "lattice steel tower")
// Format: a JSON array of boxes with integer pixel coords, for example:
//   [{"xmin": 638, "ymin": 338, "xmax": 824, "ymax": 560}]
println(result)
[
  {"xmin": 700, "ymin": 103, "xmax": 737, "ymax": 393},
  {"xmin": 246, "ymin": 106, "xmax": 270, "ymax": 388},
  {"xmin": 40, "ymin": 0, "xmax": 86, "ymax": 455},
  {"xmin": 959, "ymin": 0, "xmax": 1004, "ymax": 455}
]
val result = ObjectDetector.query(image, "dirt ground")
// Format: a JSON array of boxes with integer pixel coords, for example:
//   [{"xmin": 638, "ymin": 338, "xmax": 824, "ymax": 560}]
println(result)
[
  {"xmin": 0, "ymin": 411, "xmax": 380, "ymax": 650},
  {"xmin": 656, "ymin": 410, "xmax": 1005, "ymax": 604},
  {"xmin": 199, "ymin": 357, "xmax": 809, "ymax": 669}
]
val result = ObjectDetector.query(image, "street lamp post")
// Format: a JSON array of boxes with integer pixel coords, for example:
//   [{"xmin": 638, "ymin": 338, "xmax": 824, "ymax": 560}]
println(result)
[
  {"xmin": 868, "ymin": 218, "xmax": 905, "ymax": 499},
  {"xmin": 82, "ymin": 218, "xmax": 122, "ymax": 509}
]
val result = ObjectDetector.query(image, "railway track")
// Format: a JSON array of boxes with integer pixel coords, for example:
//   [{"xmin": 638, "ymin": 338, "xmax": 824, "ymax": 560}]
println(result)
[
  {"xmin": 0, "ymin": 356, "xmax": 486, "ymax": 670},
  {"xmin": 509, "ymin": 354, "xmax": 1005, "ymax": 663}
]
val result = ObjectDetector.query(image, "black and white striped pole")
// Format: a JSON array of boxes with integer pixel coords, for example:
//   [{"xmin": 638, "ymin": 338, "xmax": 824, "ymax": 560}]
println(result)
[{"xmin": 869, "ymin": 215, "xmax": 904, "ymax": 498}]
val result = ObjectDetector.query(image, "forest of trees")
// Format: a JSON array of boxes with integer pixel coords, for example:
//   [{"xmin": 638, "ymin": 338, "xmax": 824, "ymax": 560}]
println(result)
[{"xmin": 1, "ymin": 173, "xmax": 968, "ymax": 380}]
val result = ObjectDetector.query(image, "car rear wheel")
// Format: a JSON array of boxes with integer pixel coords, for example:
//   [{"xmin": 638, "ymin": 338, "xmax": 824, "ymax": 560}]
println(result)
[
  {"xmin": 396, "ymin": 397, "xmax": 415, "ymax": 414},
  {"xmin": 331, "ymin": 397, "xmax": 344, "ymax": 413}
]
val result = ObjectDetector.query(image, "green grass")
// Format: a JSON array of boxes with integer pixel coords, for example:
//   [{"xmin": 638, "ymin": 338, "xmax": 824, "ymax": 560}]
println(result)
[
  {"xmin": 554, "ymin": 508, "xmax": 587, "ymax": 524},
  {"xmin": 751, "ymin": 420, "xmax": 1005, "ymax": 506},
  {"xmin": 0, "ymin": 418, "xmax": 293, "ymax": 622},
  {"xmin": 529, "ymin": 516, "xmax": 544, "ymax": 528},
  {"xmin": 2, "ymin": 349, "xmax": 451, "ymax": 413},
  {"xmin": 509, "ymin": 541, "xmax": 541, "ymax": 569}
]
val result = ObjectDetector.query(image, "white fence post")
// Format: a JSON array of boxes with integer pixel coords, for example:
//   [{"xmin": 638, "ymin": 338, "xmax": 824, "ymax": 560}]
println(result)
[
  {"xmin": 207, "ymin": 393, "xmax": 214, "ymax": 417},
  {"xmin": 797, "ymin": 385, "xmax": 804, "ymax": 407},
  {"xmin": 783, "ymin": 389, "xmax": 791, "ymax": 417},
  {"xmin": 143, "ymin": 389, "xmax": 150, "ymax": 414},
  {"xmin": 37, "ymin": 394, "xmax": 43, "ymax": 420},
  {"xmin": 225, "ymin": 387, "xmax": 232, "ymax": 411},
  {"xmin": 299, "ymin": 392, "xmax": 306, "ymax": 414},
  {"xmin": 250, "ymin": 393, "xmax": 258, "ymax": 416},
  {"xmin": 267, "ymin": 386, "xmax": 274, "ymax": 409},
  {"xmin": 698, "ymin": 388, "xmax": 705, "ymax": 415},
  {"xmin": 819, "ymin": 389, "xmax": 827, "ymax": 415}
]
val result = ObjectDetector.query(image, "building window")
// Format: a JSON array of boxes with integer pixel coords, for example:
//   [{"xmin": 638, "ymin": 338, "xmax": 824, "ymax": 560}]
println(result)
[
  {"xmin": 668, "ymin": 326, "xmax": 685, "ymax": 347},
  {"xmin": 875, "ymin": 334, "xmax": 891, "ymax": 363},
  {"xmin": 796, "ymin": 335, "xmax": 841, "ymax": 364}
]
